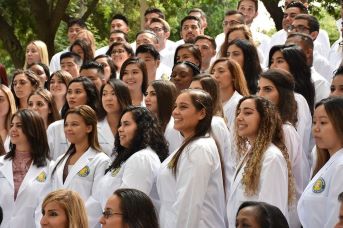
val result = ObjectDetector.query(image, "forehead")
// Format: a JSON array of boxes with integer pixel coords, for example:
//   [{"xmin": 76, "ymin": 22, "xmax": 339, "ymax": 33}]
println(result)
[
  {"xmin": 149, "ymin": 22, "xmax": 163, "ymax": 28},
  {"xmin": 182, "ymin": 19, "xmax": 199, "ymax": 27},
  {"xmin": 225, "ymin": 14, "xmax": 242, "ymax": 21},
  {"xmin": 27, "ymin": 43, "xmax": 38, "ymax": 49},
  {"xmin": 14, "ymin": 73, "xmax": 27, "ymax": 80},
  {"xmin": 285, "ymin": 7, "xmax": 301, "ymax": 14},
  {"xmin": 111, "ymin": 19, "xmax": 127, "ymax": 26},
  {"xmin": 68, "ymin": 24, "xmax": 82, "ymax": 30},
  {"xmin": 61, "ymin": 57, "xmax": 76, "ymax": 64},
  {"xmin": 195, "ymin": 38, "xmax": 213, "ymax": 47},
  {"xmin": 137, "ymin": 52, "xmax": 154, "ymax": 59},
  {"xmin": 110, "ymin": 33, "xmax": 125, "ymax": 39},
  {"xmin": 293, "ymin": 18, "xmax": 309, "ymax": 26},
  {"xmin": 229, "ymin": 30, "xmax": 246, "ymax": 39},
  {"xmin": 145, "ymin": 12, "xmax": 160, "ymax": 19},
  {"xmin": 80, "ymin": 68, "xmax": 98, "ymax": 77},
  {"xmin": 239, "ymin": 98, "xmax": 256, "ymax": 108},
  {"xmin": 238, "ymin": 0, "xmax": 256, "ymax": 9},
  {"xmin": 137, "ymin": 33, "xmax": 155, "ymax": 40},
  {"xmin": 173, "ymin": 64, "xmax": 192, "ymax": 72}
]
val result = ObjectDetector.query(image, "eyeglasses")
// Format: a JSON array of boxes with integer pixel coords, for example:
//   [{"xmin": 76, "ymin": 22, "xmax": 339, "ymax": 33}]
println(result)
[
  {"xmin": 150, "ymin": 27, "xmax": 164, "ymax": 33},
  {"xmin": 222, "ymin": 20, "xmax": 242, "ymax": 27},
  {"xmin": 287, "ymin": 25, "xmax": 310, "ymax": 33},
  {"xmin": 13, "ymin": 80, "xmax": 29, "ymax": 86},
  {"xmin": 111, "ymin": 49, "xmax": 126, "ymax": 55},
  {"xmin": 102, "ymin": 210, "xmax": 123, "ymax": 219}
]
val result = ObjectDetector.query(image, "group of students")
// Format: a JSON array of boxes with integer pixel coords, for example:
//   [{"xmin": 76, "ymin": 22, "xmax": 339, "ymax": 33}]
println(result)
[{"xmin": 1, "ymin": 0, "xmax": 343, "ymax": 227}]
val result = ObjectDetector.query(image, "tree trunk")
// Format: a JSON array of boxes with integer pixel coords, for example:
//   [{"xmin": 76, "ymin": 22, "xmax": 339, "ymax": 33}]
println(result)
[
  {"xmin": 261, "ymin": 0, "xmax": 284, "ymax": 31},
  {"xmin": 0, "ymin": 15, "xmax": 25, "ymax": 68}
]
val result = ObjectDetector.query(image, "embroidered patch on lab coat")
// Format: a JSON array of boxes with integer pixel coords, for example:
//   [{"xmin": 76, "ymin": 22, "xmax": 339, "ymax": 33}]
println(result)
[
  {"xmin": 36, "ymin": 171, "xmax": 47, "ymax": 182},
  {"xmin": 111, "ymin": 168, "xmax": 120, "ymax": 177},
  {"xmin": 78, "ymin": 166, "xmax": 90, "ymax": 177},
  {"xmin": 312, "ymin": 177, "xmax": 325, "ymax": 193}
]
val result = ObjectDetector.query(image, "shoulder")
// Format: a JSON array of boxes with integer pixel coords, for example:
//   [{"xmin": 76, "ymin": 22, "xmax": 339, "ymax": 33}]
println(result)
[
  {"xmin": 47, "ymin": 119, "xmax": 64, "ymax": 131},
  {"xmin": 129, "ymin": 147, "xmax": 160, "ymax": 162},
  {"xmin": 263, "ymin": 144, "xmax": 285, "ymax": 163},
  {"xmin": 186, "ymin": 137, "xmax": 218, "ymax": 156}
]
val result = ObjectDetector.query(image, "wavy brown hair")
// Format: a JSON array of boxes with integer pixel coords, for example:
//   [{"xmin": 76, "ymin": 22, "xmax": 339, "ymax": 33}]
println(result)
[{"xmin": 235, "ymin": 96, "xmax": 295, "ymax": 205}]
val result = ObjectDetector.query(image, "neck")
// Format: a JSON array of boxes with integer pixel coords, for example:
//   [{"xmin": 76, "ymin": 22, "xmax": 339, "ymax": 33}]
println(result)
[
  {"xmin": 53, "ymin": 95, "xmax": 66, "ymax": 112},
  {"xmin": 221, "ymin": 87, "xmax": 235, "ymax": 103},
  {"xmin": 19, "ymin": 98, "xmax": 28, "ymax": 109},
  {"xmin": 181, "ymin": 130, "xmax": 195, "ymax": 141},
  {"xmin": 130, "ymin": 90, "xmax": 143, "ymax": 106},
  {"xmin": 201, "ymin": 61, "xmax": 211, "ymax": 72},
  {"xmin": 75, "ymin": 141, "xmax": 90, "ymax": 155},
  {"xmin": 0, "ymin": 117, "xmax": 6, "ymax": 130},
  {"xmin": 15, "ymin": 143, "xmax": 31, "ymax": 153},
  {"xmin": 159, "ymin": 41, "xmax": 166, "ymax": 51},
  {"xmin": 329, "ymin": 145, "xmax": 343, "ymax": 157},
  {"xmin": 106, "ymin": 113, "xmax": 120, "ymax": 135}
]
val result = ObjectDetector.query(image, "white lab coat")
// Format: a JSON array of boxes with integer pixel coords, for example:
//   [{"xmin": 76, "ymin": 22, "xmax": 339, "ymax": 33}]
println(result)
[
  {"xmin": 86, "ymin": 147, "xmax": 161, "ymax": 228},
  {"xmin": 223, "ymin": 91, "xmax": 242, "ymax": 129},
  {"xmin": 164, "ymin": 117, "xmax": 183, "ymax": 154},
  {"xmin": 0, "ymin": 156, "xmax": 50, "ymax": 228},
  {"xmin": 47, "ymin": 119, "xmax": 114, "ymax": 160},
  {"xmin": 157, "ymin": 136, "xmax": 226, "ymax": 228},
  {"xmin": 43, "ymin": 147, "xmax": 110, "ymax": 201},
  {"xmin": 311, "ymin": 67, "xmax": 330, "ymax": 104},
  {"xmin": 298, "ymin": 148, "xmax": 343, "ymax": 228},
  {"xmin": 97, "ymin": 118, "xmax": 115, "ymax": 158},
  {"xmin": 283, "ymin": 123, "xmax": 310, "ymax": 228},
  {"xmin": 227, "ymin": 143, "xmax": 289, "ymax": 228},
  {"xmin": 294, "ymin": 93, "xmax": 313, "ymax": 168}
]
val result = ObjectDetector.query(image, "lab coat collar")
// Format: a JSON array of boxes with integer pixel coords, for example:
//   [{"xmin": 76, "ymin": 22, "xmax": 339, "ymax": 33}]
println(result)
[
  {"xmin": 63, "ymin": 147, "xmax": 97, "ymax": 186},
  {"xmin": 16, "ymin": 162, "xmax": 45, "ymax": 197},
  {"xmin": 0, "ymin": 157, "xmax": 14, "ymax": 188},
  {"xmin": 231, "ymin": 150, "xmax": 250, "ymax": 194}
]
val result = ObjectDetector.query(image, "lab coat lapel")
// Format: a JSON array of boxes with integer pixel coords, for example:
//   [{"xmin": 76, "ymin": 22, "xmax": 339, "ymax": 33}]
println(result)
[
  {"xmin": 16, "ymin": 163, "xmax": 42, "ymax": 197},
  {"xmin": 0, "ymin": 158, "xmax": 14, "ymax": 188},
  {"xmin": 230, "ymin": 152, "xmax": 249, "ymax": 195},
  {"xmin": 63, "ymin": 148, "xmax": 95, "ymax": 186}
]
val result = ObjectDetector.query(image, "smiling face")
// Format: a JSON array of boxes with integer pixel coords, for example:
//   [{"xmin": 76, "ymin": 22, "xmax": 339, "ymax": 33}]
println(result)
[
  {"xmin": 312, "ymin": 104, "xmax": 343, "ymax": 154},
  {"xmin": 102, "ymin": 84, "xmax": 121, "ymax": 114},
  {"xmin": 236, "ymin": 98, "xmax": 260, "ymax": 142},
  {"xmin": 257, "ymin": 78, "xmax": 280, "ymax": 106},
  {"xmin": 66, "ymin": 82, "xmax": 88, "ymax": 108},
  {"xmin": 110, "ymin": 46, "xmax": 131, "ymax": 71},
  {"xmin": 170, "ymin": 64, "xmax": 194, "ymax": 92},
  {"xmin": 40, "ymin": 201, "xmax": 68, "ymax": 228},
  {"xmin": 172, "ymin": 92, "xmax": 205, "ymax": 139},
  {"xmin": 26, "ymin": 43, "xmax": 41, "ymax": 65},
  {"xmin": 49, "ymin": 75, "xmax": 67, "ymax": 98},
  {"xmin": 64, "ymin": 113, "xmax": 92, "ymax": 145},
  {"xmin": 9, "ymin": 115, "xmax": 29, "ymax": 147},
  {"xmin": 144, "ymin": 85, "xmax": 158, "ymax": 114},
  {"xmin": 117, "ymin": 111, "xmax": 137, "ymax": 148},
  {"xmin": 28, "ymin": 94, "xmax": 50, "ymax": 125},
  {"xmin": 121, "ymin": 63, "xmax": 143, "ymax": 93}
]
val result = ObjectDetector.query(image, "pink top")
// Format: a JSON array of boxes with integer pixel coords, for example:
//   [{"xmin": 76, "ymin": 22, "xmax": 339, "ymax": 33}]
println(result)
[{"xmin": 12, "ymin": 152, "xmax": 32, "ymax": 200}]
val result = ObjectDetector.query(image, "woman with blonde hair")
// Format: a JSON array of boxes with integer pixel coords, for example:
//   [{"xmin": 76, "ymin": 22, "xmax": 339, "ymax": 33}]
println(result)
[
  {"xmin": 24, "ymin": 40, "xmax": 49, "ymax": 69},
  {"xmin": 28, "ymin": 88, "xmax": 61, "ymax": 129},
  {"xmin": 227, "ymin": 96, "xmax": 295, "ymax": 227},
  {"xmin": 0, "ymin": 84, "xmax": 16, "ymax": 152},
  {"xmin": 210, "ymin": 58, "xmax": 249, "ymax": 129},
  {"xmin": 40, "ymin": 189, "xmax": 88, "ymax": 228},
  {"xmin": 75, "ymin": 30, "xmax": 97, "ymax": 55},
  {"xmin": 48, "ymin": 70, "xmax": 73, "ymax": 112}
]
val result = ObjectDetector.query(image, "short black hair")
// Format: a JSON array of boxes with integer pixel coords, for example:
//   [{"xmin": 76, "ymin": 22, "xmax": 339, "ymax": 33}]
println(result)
[
  {"xmin": 286, "ymin": 1, "xmax": 308, "ymax": 14},
  {"xmin": 334, "ymin": 65, "xmax": 343, "ymax": 78},
  {"xmin": 144, "ymin": 7, "xmax": 165, "ymax": 19},
  {"xmin": 136, "ymin": 44, "xmax": 160, "ymax": 60},
  {"xmin": 287, "ymin": 32, "xmax": 314, "ymax": 49},
  {"xmin": 195, "ymin": 35, "xmax": 217, "ymax": 50},
  {"xmin": 180, "ymin": 15, "xmax": 202, "ymax": 29},
  {"xmin": 294, "ymin": 14, "xmax": 319, "ymax": 32},
  {"xmin": 339, "ymin": 192, "xmax": 343, "ymax": 202},
  {"xmin": 111, "ymin": 14, "xmax": 129, "ymax": 26},
  {"xmin": 60, "ymin": 52, "xmax": 83, "ymax": 66},
  {"xmin": 67, "ymin": 18, "xmax": 87, "ymax": 29},
  {"xmin": 80, "ymin": 61, "xmax": 105, "ymax": 77},
  {"xmin": 188, "ymin": 8, "xmax": 207, "ymax": 18},
  {"xmin": 110, "ymin": 30, "xmax": 129, "ymax": 42}
]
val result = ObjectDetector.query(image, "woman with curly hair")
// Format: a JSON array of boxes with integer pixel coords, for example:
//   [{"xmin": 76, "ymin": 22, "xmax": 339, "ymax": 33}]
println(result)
[
  {"xmin": 86, "ymin": 106, "xmax": 169, "ymax": 227},
  {"xmin": 156, "ymin": 89, "xmax": 226, "ymax": 228},
  {"xmin": 227, "ymin": 96, "xmax": 295, "ymax": 227}
]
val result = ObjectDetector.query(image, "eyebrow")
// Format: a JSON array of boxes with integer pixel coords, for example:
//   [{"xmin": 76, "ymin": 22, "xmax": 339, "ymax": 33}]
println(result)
[{"xmin": 242, "ymin": 107, "xmax": 255, "ymax": 111}]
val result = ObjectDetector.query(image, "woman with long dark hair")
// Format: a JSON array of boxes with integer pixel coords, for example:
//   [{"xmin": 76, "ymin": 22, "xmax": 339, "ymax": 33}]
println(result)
[
  {"xmin": 86, "ymin": 106, "xmax": 168, "ymax": 227},
  {"xmin": 0, "ymin": 109, "xmax": 50, "ymax": 228},
  {"xmin": 157, "ymin": 89, "xmax": 226, "ymax": 227}
]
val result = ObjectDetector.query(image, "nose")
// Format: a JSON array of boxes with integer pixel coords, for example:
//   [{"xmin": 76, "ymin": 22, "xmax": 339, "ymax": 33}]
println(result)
[
  {"xmin": 99, "ymin": 215, "xmax": 106, "ymax": 225},
  {"xmin": 40, "ymin": 215, "xmax": 48, "ymax": 225}
]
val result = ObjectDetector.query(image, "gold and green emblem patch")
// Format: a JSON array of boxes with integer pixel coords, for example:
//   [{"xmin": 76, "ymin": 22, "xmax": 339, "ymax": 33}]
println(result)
[
  {"xmin": 36, "ymin": 171, "xmax": 47, "ymax": 182},
  {"xmin": 78, "ymin": 166, "xmax": 90, "ymax": 177},
  {"xmin": 312, "ymin": 177, "xmax": 325, "ymax": 193}
]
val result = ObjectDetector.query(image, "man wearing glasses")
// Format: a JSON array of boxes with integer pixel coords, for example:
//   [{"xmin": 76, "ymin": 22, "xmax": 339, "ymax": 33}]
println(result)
[
  {"xmin": 215, "ymin": 10, "xmax": 245, "ymax": 52},
  {"xmin": 288, "ymin": 14, "xmax": 333, "ymax": 81}
]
